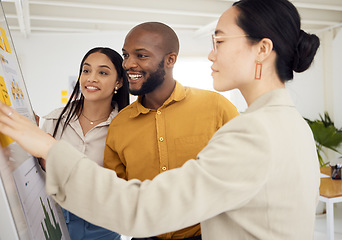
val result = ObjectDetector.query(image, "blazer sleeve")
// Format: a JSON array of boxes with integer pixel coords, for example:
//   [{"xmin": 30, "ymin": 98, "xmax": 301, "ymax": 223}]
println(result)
[{"xmin": 45, "ymin": 114, "xmax": 272, "ymax": 237}]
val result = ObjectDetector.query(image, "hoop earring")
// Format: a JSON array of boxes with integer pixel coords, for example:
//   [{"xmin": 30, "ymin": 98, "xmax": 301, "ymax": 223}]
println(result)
[
  {"xmin": 114, "ymin": 86, "xmax": 118, "ymax": 94},
  {"xmin": 255, "ymin": 61, "xmax": 262, "ymax": 80}
]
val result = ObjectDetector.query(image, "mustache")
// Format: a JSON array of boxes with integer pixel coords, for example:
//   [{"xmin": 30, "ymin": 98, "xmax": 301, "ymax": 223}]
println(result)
[{"xmin": 124, "ymin": 69, "xmax": 146, "ymax": 75}]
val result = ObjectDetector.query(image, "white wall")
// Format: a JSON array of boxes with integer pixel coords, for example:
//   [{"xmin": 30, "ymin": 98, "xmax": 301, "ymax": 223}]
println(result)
[
  {"xmin": 286, "ymin": 46, "xmax": 325, "ymax": 120},
  {"xmin": 332, "ymin": 29, "xmax": 342, "ymax": 129},
  {"xmin": 9, "ymin": 28, "xmax": 342, "ymax": 128}
]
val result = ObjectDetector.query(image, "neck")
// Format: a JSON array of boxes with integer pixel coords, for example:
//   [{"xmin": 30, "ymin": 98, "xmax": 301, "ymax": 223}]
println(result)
[
  {"xmin": 142, "ymin": 78, "xmax": 176, "ymax": 110},
  {"xmin": 240, "ymin": 75, "xmax": 285, "ymax": 107},
  {"xmin": 81, "ymin": 100, "xmax": 113, "ymax": 120}
]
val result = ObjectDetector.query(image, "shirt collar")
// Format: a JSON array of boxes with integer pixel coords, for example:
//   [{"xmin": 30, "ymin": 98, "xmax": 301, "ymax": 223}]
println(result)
[
  {"xmin": 130, "ymin": 81, "xmax": 186, "ymax": 118},
  {"xmin": 245, "ymin": 88, "xmax": 295, "ymax": 114}
]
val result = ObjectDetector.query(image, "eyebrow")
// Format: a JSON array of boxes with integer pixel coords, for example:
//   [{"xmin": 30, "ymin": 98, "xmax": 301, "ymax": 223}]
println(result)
[
  {"xmin": 214, "ymin": 29, "xmax": 225, "ymax": 35},
  {"xmin": 83, "ymin": 62, "xmax": 111, "ymax": 70},
  {"xmin": 135, "ymin": 48, "xmax": 148, "ymax": 52}
]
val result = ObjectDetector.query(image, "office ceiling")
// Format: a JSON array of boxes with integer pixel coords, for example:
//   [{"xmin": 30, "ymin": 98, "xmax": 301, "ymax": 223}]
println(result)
[{"xmin": 1, "ymin": 0, "xmax": 342, "ymax": 38}]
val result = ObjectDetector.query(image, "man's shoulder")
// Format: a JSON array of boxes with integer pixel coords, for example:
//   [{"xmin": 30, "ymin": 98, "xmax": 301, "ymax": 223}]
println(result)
[
  {"xmin": 182, "ymin": 87, "xmax": 238, "ymax": 117},
  {"xmin": 110, "ymin": 101, "xmax": 138, "ymax": 122},
  {"xmin": 184, "ymin": 86, "xmax": 229, "ymax": 102}
]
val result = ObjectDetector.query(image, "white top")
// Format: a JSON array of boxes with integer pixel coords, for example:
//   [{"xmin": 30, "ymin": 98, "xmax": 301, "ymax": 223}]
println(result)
[{"xmin": 42, "ymin": 106, "xmax": 118, "ymax": 166}]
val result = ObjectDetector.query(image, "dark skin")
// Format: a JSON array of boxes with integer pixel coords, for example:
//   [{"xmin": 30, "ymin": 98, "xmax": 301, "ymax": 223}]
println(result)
[{"xmin": 122, "ymin": 26, "xmax": 178, "ymax": 110}]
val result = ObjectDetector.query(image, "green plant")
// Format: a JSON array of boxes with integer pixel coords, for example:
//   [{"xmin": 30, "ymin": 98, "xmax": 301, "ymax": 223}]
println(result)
[{"xmin": 304, "ymin": 112, "xmax": 342, "ymax": 167}]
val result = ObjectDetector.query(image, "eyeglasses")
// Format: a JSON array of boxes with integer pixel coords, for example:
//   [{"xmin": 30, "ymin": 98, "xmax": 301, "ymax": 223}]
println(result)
[{"xmin": 211, "ymin": 34, "xmax": 249, "ymax": 52}]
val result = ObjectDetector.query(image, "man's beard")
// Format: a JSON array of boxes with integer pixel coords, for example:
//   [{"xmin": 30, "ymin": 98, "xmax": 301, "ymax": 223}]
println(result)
[{"xmin": 129, "ymin": 60, "xmax": 166, "ymax": 96}]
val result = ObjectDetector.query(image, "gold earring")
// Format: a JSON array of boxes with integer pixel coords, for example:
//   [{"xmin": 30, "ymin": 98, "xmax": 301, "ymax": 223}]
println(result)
[
  {"xmin": 114, "ymin": 86, "xmax": 118, "ymax": 94},
  {"xmin": 255, "ymin": 61, "xmax": 262, "ymax": 80}
]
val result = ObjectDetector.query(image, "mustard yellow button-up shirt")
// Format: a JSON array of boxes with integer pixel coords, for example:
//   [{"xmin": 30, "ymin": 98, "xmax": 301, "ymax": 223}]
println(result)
[{"xmin": 104, "ymin": 82, "xmax": 238, "ymax": 239}]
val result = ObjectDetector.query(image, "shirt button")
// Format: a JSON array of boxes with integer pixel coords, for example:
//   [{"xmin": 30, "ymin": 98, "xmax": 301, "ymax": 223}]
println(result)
[
  {"xmin": 157, "ymin": 111, "xmax": 161, "ymax": 115},
  {"xmin": 159, "ymin": 137, "xmax": 164, "ymax": 142},
  {"xmin": 162, "ymin": 166, "xmax": 167, "ymax": 171}
]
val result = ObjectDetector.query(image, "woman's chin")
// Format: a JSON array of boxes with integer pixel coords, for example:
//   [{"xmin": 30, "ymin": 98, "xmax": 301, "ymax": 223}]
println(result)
[{"xmin": 213, "ymin": 83, "xmax": 233, "ymax": 92}]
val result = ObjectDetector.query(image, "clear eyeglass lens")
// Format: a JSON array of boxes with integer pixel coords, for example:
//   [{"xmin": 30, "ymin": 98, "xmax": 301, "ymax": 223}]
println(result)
[
  {"xmin": 211, "ymin": 34, "xmax": 248, "ymax": 52},
  {"xmin": 212, "ymin": 35, "xmax": 217, "ymax": 52}
]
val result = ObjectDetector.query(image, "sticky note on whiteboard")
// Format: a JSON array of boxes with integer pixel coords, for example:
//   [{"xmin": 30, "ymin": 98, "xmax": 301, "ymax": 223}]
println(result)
[
  {"xmin": 0, "ymin": 76, "xmax": 11, "ymax": 105},
  {"xmin": 0, "ymin": 26, "xmax": 11, "ymax": 53},
  {"xmin": 0, "ymin": 132, "xmax": 14, "ymax": 147}
]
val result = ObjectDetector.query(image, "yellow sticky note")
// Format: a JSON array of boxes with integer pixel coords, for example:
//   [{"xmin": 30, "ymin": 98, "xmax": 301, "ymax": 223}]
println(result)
[
  {"xmin": 0, "ymin": 132, "xmax": 14, "ymax": 148},
  {"xmin": 61, "ymin": 90, "xmax": 68, "ymax": 96},
  {"xmin": 0, "ymin": 91, "xmax": 4, "ymax": 103},
  {"xmin": 0, "ymin": 27, "xmax": 11, "ymax": 53},
  {"xmin": 61, "ymin": 97, "xmax": 68, "ymax": 103},
  {"xmin": 0, "ymin": 76, "xmax": 11, "ymax": 105}
]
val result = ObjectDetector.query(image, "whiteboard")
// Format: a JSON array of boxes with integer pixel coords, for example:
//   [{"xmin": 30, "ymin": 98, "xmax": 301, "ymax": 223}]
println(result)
[{"xmin": 0, "ymin": 3, "xmax": 70, "ymax": 240}]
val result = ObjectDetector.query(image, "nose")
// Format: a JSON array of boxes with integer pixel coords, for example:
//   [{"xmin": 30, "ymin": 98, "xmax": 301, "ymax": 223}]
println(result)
[
  {"xmin": 87, "ymin": 72, "xmax": 97, "ymax": 82},
  {"xmin": 208, "ymin": 50, "xmax": 215, "ymax": 62},
  {"xmin": 122, "ymin": 56, "xmax": 138, "ymax": 70}
]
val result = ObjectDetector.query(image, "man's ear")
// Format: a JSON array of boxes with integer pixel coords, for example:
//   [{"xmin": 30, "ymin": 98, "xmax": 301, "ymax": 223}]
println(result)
[
  {"xmin": 165, "ymin": 53, "xmax": 177, "ymax": 68},
  {"xmin": 257, "ymin": 38, "xmax": 273, "ymax": 62}
]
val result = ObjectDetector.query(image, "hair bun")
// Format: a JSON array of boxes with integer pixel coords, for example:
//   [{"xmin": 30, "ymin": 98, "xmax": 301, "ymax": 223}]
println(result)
[{"xmin": 292, "ymin": 30, "xmax": 320, "ymax": 73}]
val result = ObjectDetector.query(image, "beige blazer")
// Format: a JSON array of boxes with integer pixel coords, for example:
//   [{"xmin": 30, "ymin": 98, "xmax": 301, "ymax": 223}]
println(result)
[{"xmin": 45, "ymin": 88, "xmax": 320, "ymax": 240}]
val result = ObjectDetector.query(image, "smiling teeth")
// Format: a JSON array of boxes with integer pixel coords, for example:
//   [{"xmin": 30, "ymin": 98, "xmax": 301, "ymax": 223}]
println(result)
[
  {"xmin": 128, "ymin": 74, "xmax": 142, "ymax": 80},
  {"xmin": 86, "ymin": 86, "xmax": 98, "ymax": 90}
]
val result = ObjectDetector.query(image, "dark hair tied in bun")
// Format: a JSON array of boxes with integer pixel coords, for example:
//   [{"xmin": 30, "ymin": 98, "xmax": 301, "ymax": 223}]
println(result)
[{"xmin": 292, "ymin": 30, "xmax": 320, "ymax": 73}]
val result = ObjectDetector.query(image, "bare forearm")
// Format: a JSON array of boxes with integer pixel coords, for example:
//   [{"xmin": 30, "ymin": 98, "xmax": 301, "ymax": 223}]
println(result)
[{"xmin": 0, "ymin": 102, "xmax": 56, "ymax": 158}]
